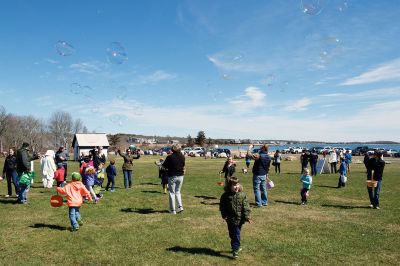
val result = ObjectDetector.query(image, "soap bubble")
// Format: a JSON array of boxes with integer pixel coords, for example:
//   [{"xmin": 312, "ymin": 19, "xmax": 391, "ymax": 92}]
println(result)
[
  {"xmin": 55, "ymin": 41, "xmax": 75, "ymax": 56},
  {"xmin": 115, "ymin": 85, "xmax": 129, "ymax": 100},
  {"xmin": 319, "ymin": 37, "xmax": 342, "ymax": 65},
  {"xmin": 70, "ymin": 83, "xmax": 93, "ymax": 97},
  {"xmin": 221, "ymin": 73, "xmax": 232, "ymax": 80},
  {"xmin": 263, "ymin": 74, "xmax": 276, "ymax": 87},
  {"xmin": 301, "ymin": 0, "xmax": 323, "ymax": 15},
  {"xmin": 211, "ymin": 90, "xmax": 223, "ymax": 101},
  {"xmin": 106, "ymin": 42, "xmax": 128, "ymax": 64},
  {"xmin": 280, "ymin": 81, "xmax": 289, "ymax": 93},
  {"xmin": 109, "ymin": 114, "xmax": 127, "ymax": 126},
  {"xmin": 338, "ymin": 0, "xmax": 348, "ymax": 12}
]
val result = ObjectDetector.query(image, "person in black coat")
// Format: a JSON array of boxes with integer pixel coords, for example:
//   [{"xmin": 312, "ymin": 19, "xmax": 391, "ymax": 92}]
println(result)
[{"xmin": 1, "ymin": 148, "xmax": 19, "ymax": 197}]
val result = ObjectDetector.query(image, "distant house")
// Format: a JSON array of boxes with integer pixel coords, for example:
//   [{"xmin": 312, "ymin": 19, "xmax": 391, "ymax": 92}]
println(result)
[{"xmin": 71, "ymin": 133, "xmax": 110, "ymax": 161}]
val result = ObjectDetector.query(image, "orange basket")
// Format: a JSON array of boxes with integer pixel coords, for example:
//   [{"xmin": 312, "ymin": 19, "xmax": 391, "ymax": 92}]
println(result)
[
  {"xmin": 217, "ymin": 181, "xmax": 225, "ymax": 186},
  {"xmin": 50, "ymin": 195, "xmax": 64, "ymax": 207}
]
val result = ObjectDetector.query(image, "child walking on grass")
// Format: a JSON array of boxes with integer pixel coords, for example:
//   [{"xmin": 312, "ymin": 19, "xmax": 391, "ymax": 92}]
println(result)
[
  {"xmin": 54, "ymin": 163, "xmax": 65, "ymax": 187},
  {"xmin": 300, "ymin": 168, "xmax": 312, "ymax": 205},
  {"xmin": 155, "ymin": 158, "xmax": 168, "ymax": 193},
  {"xmin": 105, "ymin": 159, "xmax": 117, "ymax": 192},
  {"xmin": 219, "ymin": 177, "xmax": 252, "ymax": 259},
  {"xmin": 56, "ymin": 172, "xmax": 92, "ymax": 231}
]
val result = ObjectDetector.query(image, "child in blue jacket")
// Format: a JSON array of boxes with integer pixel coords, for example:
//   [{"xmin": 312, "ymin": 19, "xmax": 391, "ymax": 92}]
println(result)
[
  {"xmin": 300, "ymin": 168, "xmax": 312, "ymax": 205},
  {"xmin": 105, "ymin": 159, "xmax": 117, "ymax": 192},
  {"xmin": 338, "ymin": 157, "xmax": 347, "ymax": 188}
]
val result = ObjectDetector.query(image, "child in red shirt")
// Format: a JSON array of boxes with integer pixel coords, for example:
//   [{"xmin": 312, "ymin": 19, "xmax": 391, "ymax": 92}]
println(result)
[{"xmin": 54, "ymin": 163, "xmax": 65, "ymax": 187}]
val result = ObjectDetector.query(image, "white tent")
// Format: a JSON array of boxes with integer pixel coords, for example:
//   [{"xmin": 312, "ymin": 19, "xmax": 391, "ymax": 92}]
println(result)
[
  {"xmin": 71, "ymin": 133, "xmax": 110, "ymax": 161},
  {"xmin": 316, "ymin": 158, "xmax": 331, "ymax": 174}
]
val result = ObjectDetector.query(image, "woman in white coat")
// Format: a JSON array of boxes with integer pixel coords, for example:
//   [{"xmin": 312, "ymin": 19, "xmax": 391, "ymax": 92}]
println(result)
[
  {"xmin": 328, "ymin": 150, "xmax": 338, "ymax": 174},
  {"xmin": 40, "ymin": 150, "xmax": 57, "ymax": 188}
]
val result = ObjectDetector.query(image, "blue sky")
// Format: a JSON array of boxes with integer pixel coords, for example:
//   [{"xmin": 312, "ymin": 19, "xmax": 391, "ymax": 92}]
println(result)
[{"xmin": 1, "ymin": 0, "xmax": 399, "ymax": 142}]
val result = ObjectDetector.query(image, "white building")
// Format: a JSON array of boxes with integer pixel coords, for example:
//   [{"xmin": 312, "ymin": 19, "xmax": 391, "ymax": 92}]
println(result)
[{"xmin": 71, "ymin": 133, "xmax": 110, "ymax": 161}]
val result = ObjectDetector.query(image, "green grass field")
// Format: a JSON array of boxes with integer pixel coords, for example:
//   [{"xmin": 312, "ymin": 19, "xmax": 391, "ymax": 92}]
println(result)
[{"xmin": 0, "ymin": 155, "xmax": 399, "ymax": 265}]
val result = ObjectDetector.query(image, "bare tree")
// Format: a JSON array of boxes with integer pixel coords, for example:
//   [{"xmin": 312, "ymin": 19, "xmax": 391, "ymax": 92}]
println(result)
[
  {"xmin": 73, "ymin": 118, "xmax": 84, "ymax": 134},
  {"xmin": 0, "ymin": 106, "xmax": 9, "ymax": 152},
  {"xmin": 48, "ymin": 111, "xmax": 73, "ymax": 148}
]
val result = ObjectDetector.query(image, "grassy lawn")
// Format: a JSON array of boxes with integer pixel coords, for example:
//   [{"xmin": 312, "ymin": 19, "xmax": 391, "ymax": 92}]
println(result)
[{"xmin": 0, "ymin": 155, "xmax": 399, "ymax": 265}]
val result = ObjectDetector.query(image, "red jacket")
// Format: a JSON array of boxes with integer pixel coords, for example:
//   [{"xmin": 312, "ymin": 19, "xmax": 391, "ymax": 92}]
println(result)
[{"xmin": 56, "ymin": 181, "xmax": 92, "ymax": 207}]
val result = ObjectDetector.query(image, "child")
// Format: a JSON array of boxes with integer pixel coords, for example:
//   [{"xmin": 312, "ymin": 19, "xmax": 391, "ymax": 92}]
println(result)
[
  {"xmin": 105, "ymin": 159, "xmax": 117, "ymax": 192},
  {"xmin": 338, "ymin": 157, "xmax": 347, "ymax": 188},
  {"xmin": 54, "ymin": 163, "xmax": 65, "ymax": 187},
  {"xmin": 220, "ymin": 157, "xmax": 236, "ymax": 180},
  {"xmin": 56, "ymin": 172, "xmax": 92, "ymax": 231},
  {"xmin": 17, "ymin": 172, "xmax": 35, "ymax": 204},
  {"xmin": 155, "ymin": 158, "xmax": 168, "ymax": 193},
  {"xmin": 94, "ymin": 162, "xmax": 105, "ymax": 198},
  {"xmin": 300, "ymin": 168, "xmax": 312, "ymax": 205},
  {"xmin": 83, "ymin": 166, "xmax": 99, "ymax": 203},
  {"xmin": 219, "ymin": 177, "xmax": 252, "ymax": 259}
]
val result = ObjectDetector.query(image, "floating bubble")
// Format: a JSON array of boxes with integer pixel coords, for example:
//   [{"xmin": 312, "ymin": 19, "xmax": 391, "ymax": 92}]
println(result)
[
  {"xmin": 232, "ymin": 53, "xmax": 244, "ymax": 63},
  {"xmin": 319, "ymin": 36, "xmax": 342, "ymax": 65},
  {"xmin": 70, "ymin": 83, "xmax": 93, "ymax": 97},
  {"xmin": 106, "ymin": 42, "xmax": 128, "ymax": 65},
  {"xmin": 280, "ymin": 81, "xmax": 289, "ymax": 93},
  {"xmin": 55, "ymin": 41, "xmax": 75, "ymax": 56},
  {"xmin": 301, "ymin": 0, "xmax": 323, "ymax": 15},
  {"xmin": 109, "ymin": 114, "xmax": 127, "ymax": 126},
  {"xmin": 115, "ymin": 85, "xmax": 129, "ymax": 100},
  {"xmin": 263, "ymin": 74, "xmax": 276, "ymax": 87},
  {"xmin": 338, "ymin": 0, "xmax": 348, "ymax": 12},
  {"xmin": 211, "ymin": 90, "xmax": 223, "ymax": 101},
  {"xmin": 221, "ymin": 73, "xmax": 232, "ymax": 80}
]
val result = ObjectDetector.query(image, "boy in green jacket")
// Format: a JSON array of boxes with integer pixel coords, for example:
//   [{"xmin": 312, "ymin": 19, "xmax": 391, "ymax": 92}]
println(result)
[{"xmin": 220, "ymin": 177, "xmax": 252, "ymax": 259}]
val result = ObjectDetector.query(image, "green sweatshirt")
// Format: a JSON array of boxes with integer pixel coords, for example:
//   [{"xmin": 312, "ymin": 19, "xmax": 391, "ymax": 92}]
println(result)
[{"xmin": 220, "ymin": 191, "xmax": 251, "ymax": 225}]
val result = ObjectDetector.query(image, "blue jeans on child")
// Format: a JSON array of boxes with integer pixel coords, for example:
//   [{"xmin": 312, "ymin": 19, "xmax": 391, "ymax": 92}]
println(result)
[
  {"xmin": 368, "ymin": 180, "xmax": 382, "ymax": 208},
  {"xmin": 227, "ymin": 222, "xmax": 242, "ymax": 251},
  {"xmin": 106, "ymin": 176, "xmax": 115, "ymax": 190},
  {"xmin": 123, "ymin": 170, "xmax": 132, "ymax": 188},
  {"xmin": 18, "ymin": 184, "xmax": 29, "ymax": 203},
  {"xmin": 253, "ymin": 175, "xmax": 268, "ymax": 206},
  {"xmin": 69, "ymin": 207, "xmax": 81, "ymax": 229}
]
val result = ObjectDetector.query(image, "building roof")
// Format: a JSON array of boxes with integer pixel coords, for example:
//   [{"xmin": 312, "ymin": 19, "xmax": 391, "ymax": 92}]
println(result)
[{"xmin": 72, "ymin": 133, "xmax": 110, "ymax": 147}]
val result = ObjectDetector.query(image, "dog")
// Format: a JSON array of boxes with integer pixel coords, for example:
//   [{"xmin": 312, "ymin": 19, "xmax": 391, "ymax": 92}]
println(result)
[{"xmin": 242, "ymin": 167, "xmax": 248, "ymax": 174}]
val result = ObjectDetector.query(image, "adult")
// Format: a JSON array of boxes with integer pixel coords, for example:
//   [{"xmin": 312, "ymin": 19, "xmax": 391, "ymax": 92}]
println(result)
[
  {"xmin": 118, "ymin": 148, "xmax": 140, "ymax": 189},
  {"xmin": 163, "ymin": 143, "xmax": 185, "ymax": 214},
  {"xmin": 16, "ymin": 142, "xmax": 39, "ymax": 203},
  {"xmin": 40, "ymin": 150, "xmax": 57, "ymax": 188},
  {"xmin": 273, "ymin": 150, "xmax": 282, "ymax": 174},
  {"xmin": 1, "ymin": 148, "xmax": 18, "ymax": 197},
  {"xmin": 369, "ymin": 151, "xmax": 385, "ymax": 209},
  {"xmin": 91, "ymin": 146, "xmax": 106, "ymax": 170},
  {"xmin": 55, "ymin": 146, "xmax": 69, "ymax": 182},
  {"xmin": 252, "ymin": 144, "xmax": 271, "ymax": 207},
  {"xmin": 310, "ymin": 149, "xmax": 319, "ymax": 176},
  {"xmin": 328, "ymin": 150, "xmax": 338, "ymax": 174},
  {"xmin": 344, "ymin": 150, "xmax": 352, "ymax": 173},
  {"xmin": 300, "ymin": 150, "xmax": 309, "ymax": 174}
]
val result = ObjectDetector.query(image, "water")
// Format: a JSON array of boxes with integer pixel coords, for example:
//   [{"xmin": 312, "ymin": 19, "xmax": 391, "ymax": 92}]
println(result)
[{"xmin": 221, "ymin": 143, "xmax": 400, "ymax": 152}]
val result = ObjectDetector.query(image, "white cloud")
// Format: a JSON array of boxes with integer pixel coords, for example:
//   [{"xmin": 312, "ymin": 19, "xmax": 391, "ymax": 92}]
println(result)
[
  {"xmin": 207, "ymin": 54, "xmax": 268, "ymax": 73},
  {"xmin": 230, "ymin": 86, "xmax": 266, "ymax": 111},
  {"xmin": 33, "ymin": 96, "xmax": 53, "ymax": 107},
  {"xmin": 319, "ymin": 87, "xmax": 400, "ymax": 98},
  {"xmin": 139, "ymin": 70, "xmax": 176, "ymax": 84},
  {"xmin": 341, "ymin": 58, "xmax": 400, "ymax": 85},
  {"xmin": 284, "ymin": 97, "xmax": 312, "ymax": 112},
  {"xmin": 70, "ymin": 61, "xmax": 106, "ymax": 74}
]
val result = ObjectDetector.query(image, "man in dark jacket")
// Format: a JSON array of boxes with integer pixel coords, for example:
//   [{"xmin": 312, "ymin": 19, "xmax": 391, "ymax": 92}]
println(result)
[
  {"xmin": 368, "ymin": 151, "xmax": 385, "ymax": 209},
  {"xmin": 252, "ymin": 144, "xmax": 271, "ymax": 207},
  {"xmin": 16, "ymin": 142, "xmax": 38, "ymax": 176},
  {"xmin": 163, "ymin": 144, "xmax": 185, "ymax": 214}
]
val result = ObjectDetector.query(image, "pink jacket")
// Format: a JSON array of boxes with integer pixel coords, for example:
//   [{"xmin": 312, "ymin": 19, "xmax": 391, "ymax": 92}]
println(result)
[{"xmin": 56, "ymin": 181, "xmax": 92, "ymax": 207}]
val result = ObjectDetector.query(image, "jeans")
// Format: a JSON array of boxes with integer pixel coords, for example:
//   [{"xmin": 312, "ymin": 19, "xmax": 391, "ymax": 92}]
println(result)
[
  {"xmin": 6, "ymin": 170, "xmax": 19, "ymax": 196},
  {"xmin": 253, "ymin": 175, "xmax": 268, "ymax": 206},
  {"xmin": 106, "ymin": 176, "xmax": 115, "ymax": 190},
  {"xmin": 367, "ymin": 180, "xmax": 382, "ymax": 207},
  {"xmin": 18, "ymin": 184, "xmax": 29, "ymax": 203},
  {"xmin": 311, "ymin": 163, "xmax": 317, "ymax": 176},
  {"xmin": 69, "ymin": 207, "xmax": 81, "ymax": 229},
  {"xmin": 123, "ymin": 170, "xmax": 132, "ymax": 188},
  {"xmin": 168, "ymin": 175, "xmax": 184, "ymax": 212},
  {"xmin": 227, "ymin": 221, "xmax": 242, "ymax": 251},
  {"xmin": 275, "ymin": 163, "xmax": 281, "ymax": 174}
]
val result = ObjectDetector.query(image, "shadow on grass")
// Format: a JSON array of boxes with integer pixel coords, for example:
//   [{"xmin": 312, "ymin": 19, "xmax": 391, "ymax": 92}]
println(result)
[
  {"xmin": 314, "ymin": 185, "xmax": 338, "ymax": 189},
  {"xmin": 121, "ymin": 208, "xmax": 169, "ymax": 214},
  {"xmin": 0, "ymin": 199, "xmax": 18, "ymax": 204},
  {"xmin": 29, "ymin": 223, "xmax": 67, "ymax": 231},
  {"xmin": 195, "ymin": 195, "xmax": 217, "ymax": 200},
  {"xmin": 141, "ymin": 190, "xmax": 162, "ymax": 194},
  {"xmin": 200, "ymin": 201, "xmax": 219, "ymax": 206},
  {"xmin": 274, "ymin": 200, "xmax": 300, "ymax": 205},
  {"xmin": 166, "ymin": 246, "xmax": 233, "ymax": 259},
  {"xmin": 139, "ymin": 182, "xmax": 159, "ymax": 186},
  {"xmin": 321, "ymin": 204, "xmax": 370, "ymax": 209}
]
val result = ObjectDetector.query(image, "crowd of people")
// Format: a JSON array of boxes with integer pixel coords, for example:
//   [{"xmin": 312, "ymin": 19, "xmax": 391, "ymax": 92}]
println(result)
[{"xmin": 0, "ymin": 141, "xmax": 387, "ymax": 258}]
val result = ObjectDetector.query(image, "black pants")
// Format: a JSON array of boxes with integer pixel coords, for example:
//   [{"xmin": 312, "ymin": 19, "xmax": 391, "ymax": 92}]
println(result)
[
  {"xmin": 275, "ymin": 163, "xmax": 281, "ymax": 173},
  {"xmin": 311, "ymin": 162, "xmax": 317, "ymax": 176},
  {"xmin": 330, "ymin": 162, "xmax": 337, "ymax": 173},
  {"xmin": 106, "ymin": 176, "xmax": 115, "ymax": 190},
  {"xmin": 300, "ymin": 188, "xmax": 309, "ymax": 202}
]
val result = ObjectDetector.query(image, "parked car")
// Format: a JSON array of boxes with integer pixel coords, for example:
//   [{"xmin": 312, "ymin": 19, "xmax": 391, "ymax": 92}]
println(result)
[
  {"xmin": 213, "ymin": 148, "xmax": 231, "ymax": 157},
  {"xmin": 182, "ymin": 147, "xmax": 193, "ymax": 155},
  {"xmin": 310, "ymin": 147, "xmax": 324, "ymax": 153},
  {"xmin": 160, "ymin": 146, "xmax": 172, "ymax": 155},
  {"xmin": 291, "ymin": 147, "xmax": 306, "ymax": 154},
  {"xmin": 352, "ymin": 146, "xmax": 369, "ymax": 156},
  {"xmin": 281, "ymin": 147, "xmax": 294, "ymax": 154},
  {"xmin": 384, "ymin": 149, "xmax": 398, "ymax": 157},
  {"xmin": 189, "ymin": 147, "xmax": 205, "ymax": 156},
  {"xmin": 393, "ymin": 152, "xmax": 400, "ymax": 158}
]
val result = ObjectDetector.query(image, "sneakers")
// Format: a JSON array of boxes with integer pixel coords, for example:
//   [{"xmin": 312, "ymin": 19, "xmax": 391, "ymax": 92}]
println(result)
[
  {"xmin": 71, "ymin": 227, "xmax": 79, "ymax": 232},
  {"xmin": 177, "ymin": 206, "xmax": 184, "ymax": 213},
  {"xmin": 374, "ymin": 206, "xmax": 380, "ymax": 210},
  {"xmin": 5, "ymin": 194, "xmax": 10, "ymax": 198},
  {"xmin": 77, "ymin": 219, "xmax": 83, "ymax": 226},
  {"xmin": 110, "ymin": 189, "xmax": 115, "ymax": 192},
  {"xmin": 94, "ymin": 198, "xmax": 100, "ymax": 204},
  {"xmin": 368, "ymin": 204, "xmax": 373, "ymax": 208},
  {"xmin": 169, "ymin": 210, "xmax": 176, "ymax": 214},
  {"xmin": 232, "ymin": 248, "xmax": 242, "ymax": 258}
]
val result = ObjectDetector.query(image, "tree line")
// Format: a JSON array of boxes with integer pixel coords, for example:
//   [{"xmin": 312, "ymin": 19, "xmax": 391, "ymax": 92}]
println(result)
[{"xmin": 0, "ymin": 105, "xmax": 88, "ymax": 153}]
